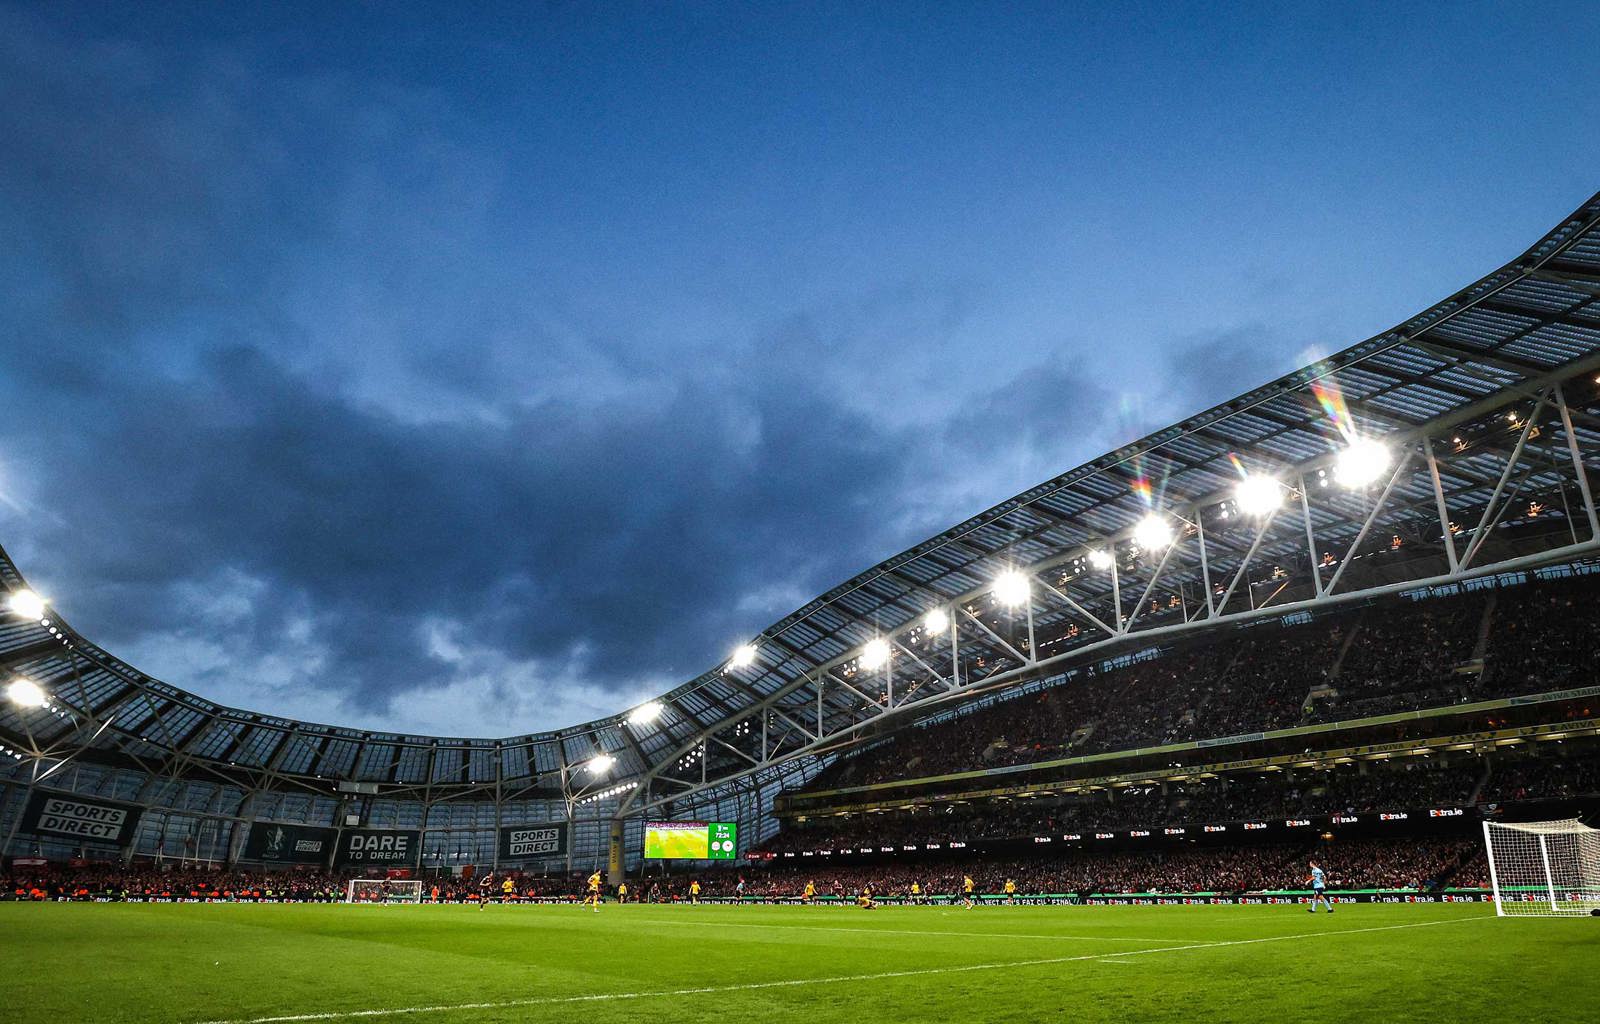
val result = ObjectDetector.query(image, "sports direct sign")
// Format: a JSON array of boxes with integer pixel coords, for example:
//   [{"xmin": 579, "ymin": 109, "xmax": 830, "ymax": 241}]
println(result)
[
  {"xmin": 498, "ymin": 823, "xmax": 568, "ymax": 860},
  {"xmin": 336, "ymin": 828, "xmax": 421, "ymax": 867},
  {"xmin": 21, "ymin": 791, "xmax": 144, "ymax": 847}
]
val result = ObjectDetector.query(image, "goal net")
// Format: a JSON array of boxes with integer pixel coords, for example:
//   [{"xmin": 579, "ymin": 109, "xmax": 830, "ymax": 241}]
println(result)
[
  {"xmin": 345, "ymin": 878, "xmax": 424, "ymax": 904},
  {"xmin": 1482, "ymin": 819, "xmax": 1600, "ymax": 917}
]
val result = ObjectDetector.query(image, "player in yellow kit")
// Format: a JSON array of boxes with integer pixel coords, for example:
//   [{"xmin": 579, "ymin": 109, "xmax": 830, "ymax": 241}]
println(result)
[
  {"xmin": 802, "ymin": 880, "xmax": 815, "ymax": 905},
  {"xmin": 617, "ymin": 881, "xmax": 628, "ymax": 904},
  {"xmin": 857, "ymin": 884, "xmax": 877, "ymax": 910},
  {"xmin": 909, "ymin": 880, "xmax": 923, "ymax": 905},
  {"xmin": 1003, "ymin": 878, "xmax": 1017, "ymax": 905},
  {"xmin": 689, "ymin": 879, "xmax": 701, "ymax": 905},
  {"xmin": 962, "ymin": 875, "xmax": 975, "ymax": 909},
  {"xmin": 585, "ymin": 870, "xmax": 602, "ymax": 913},
  {"xmin": 501, "ymin": 876, "xmax": 516, "ymax": 904}
]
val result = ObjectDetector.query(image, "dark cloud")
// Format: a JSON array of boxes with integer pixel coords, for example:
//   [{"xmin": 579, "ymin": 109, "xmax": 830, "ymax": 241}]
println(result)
[{"xmin": 0, "ymin": 7, "xmax": 1269, "ymax": 734}]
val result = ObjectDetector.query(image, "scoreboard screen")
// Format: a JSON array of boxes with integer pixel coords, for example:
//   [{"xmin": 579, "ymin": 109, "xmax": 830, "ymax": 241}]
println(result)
[{"xmin": 643, "ymin": 821, "xmax": 737, "ymax": 860}]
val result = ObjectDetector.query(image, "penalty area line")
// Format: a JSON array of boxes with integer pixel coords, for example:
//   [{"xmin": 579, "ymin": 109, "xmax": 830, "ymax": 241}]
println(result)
[{"xmin": 192, "ymin": 917, "xmax": 1483, "ymax": 1024}]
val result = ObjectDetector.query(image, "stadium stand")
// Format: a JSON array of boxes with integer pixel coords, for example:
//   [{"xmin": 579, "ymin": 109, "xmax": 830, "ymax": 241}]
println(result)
[
  {"xmin": 3, "ymin": 190, "xmax": 1599, "ymax": 902},
  {"xmin": 784, "ymin": 573, "xmax": 1600, "ymax": 795},
  {"xmin": 0, "ymin": 835, "xmax": 1489, "ymax": 902}
]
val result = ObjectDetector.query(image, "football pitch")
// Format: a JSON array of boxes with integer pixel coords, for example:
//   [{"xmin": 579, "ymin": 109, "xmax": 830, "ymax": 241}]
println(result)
[{"xmin": 3, "ymin": 902, "xmax": 1594, "ymax": 1024}]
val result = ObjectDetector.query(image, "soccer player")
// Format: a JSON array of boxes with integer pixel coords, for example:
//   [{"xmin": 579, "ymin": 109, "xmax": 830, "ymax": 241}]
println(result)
[
  {"xmin": 1306, "ymin": 861, "xmax": 1332, "ymax": 914},
  {"xmin": 689, "ymin": 879, "xmax": 701, "ymax": 905},
  {"xmin": 962, "ymin": 874, "xmax": 976, "ymax": 909},
  {"xmin": 909, "ymin": 880, "xmax": 923, "ymax": 906},
  {"xmin": 617, "ymin": 881, "xmax": 628, "ymax": 904},
  {"xmin": 857, "ymin": 884, "xmax": 877, "ymax": 910},
  {"xmin": 477, "ymin": 872, "xmax": 493, "ymax": 911},
  {"xmin": 1003, "ymin": 878, "xmax": 1017, "ymax": 905},
  {"xmin": 735, "ymin": 876, "xmax": 747, "ymax": 903},
  {"xmin": 802, "ymin": 880, "xmax": 815, "ymax": 905},
  {"xmin": 501, "ymin": 875, "xmax": 516, "ymax": 905},
  {"xmin": 585, "ymin": 870, "xmax": 602, "ymax": 912}
]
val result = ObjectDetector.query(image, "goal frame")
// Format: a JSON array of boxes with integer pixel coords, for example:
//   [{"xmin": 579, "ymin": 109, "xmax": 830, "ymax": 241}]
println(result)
[
  {"xmin": 1481, "ymin": 818, "xmax": 1600, "ymax": 917},
  {"xmin": 345, "ymin": 878, "xmax": 424, "ymax": 904}
]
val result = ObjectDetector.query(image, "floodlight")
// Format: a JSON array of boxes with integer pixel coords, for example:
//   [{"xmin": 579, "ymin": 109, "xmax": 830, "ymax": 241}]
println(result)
[
  {"xmin": 729, "ymin": 643, "xmax": 758, "ymax": 668},
  {"xmin": 6, "ymin": 678, "xmax": 46, "ymax": 709},
  {"xmin": 627, "ymin": 701, "xmax": 663, "ymax": 727},
  {"xmin": 860, "ymin": 637, "xmax": 890, "ymax": 670},
  {"xmin": 586, "ymin": 753, "xmax": 616, "ymax": 775},
  {"xmin": 1086, "ymin": 548, "xmax": 1114, "ymax": 570},
  {"xmin": 1334, "ymin": 438, "xmax": 1391, "ymax": 488},
  {"xmin": 1233, "ymin": 475, "xmax": 1283, "ymax": 516},
  {"xmin": 1133, "ymin": 514, "xmax": 1173, "ymax": 551},
  {"xmin": 992, "ymin": 571, "xmax": 1030, "ymax": 607},
  {"xmin": 7, "ymin": 589, "xmax": 45, "ymax": 620},
  {"xmin": 922, "ymin": 608, "xmax": 950, "ymax": 633}
]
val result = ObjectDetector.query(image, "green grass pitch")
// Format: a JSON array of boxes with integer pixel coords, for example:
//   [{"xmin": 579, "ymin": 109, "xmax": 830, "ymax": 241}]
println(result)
[{"xmin": 2, "ymin": 902, "xmax": 1594, "ymax": 1024}]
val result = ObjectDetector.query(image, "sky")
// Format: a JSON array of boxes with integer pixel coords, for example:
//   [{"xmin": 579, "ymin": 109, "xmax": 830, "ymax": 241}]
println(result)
[{"xmin": 2, "ymin": 1, "xmax": 1597, "ymax": 737}]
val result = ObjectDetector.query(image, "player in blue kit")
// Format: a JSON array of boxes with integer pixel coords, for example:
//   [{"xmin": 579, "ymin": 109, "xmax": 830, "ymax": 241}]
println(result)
[{"xmin": 1306, "ymin": 860, "xmax": 1333, "ymax": 914}]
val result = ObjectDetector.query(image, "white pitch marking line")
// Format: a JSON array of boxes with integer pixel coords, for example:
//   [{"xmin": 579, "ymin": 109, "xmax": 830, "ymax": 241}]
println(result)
[{"xmin": 193, "ymin": 917, "xmax": 1485, "ymax": 1024}]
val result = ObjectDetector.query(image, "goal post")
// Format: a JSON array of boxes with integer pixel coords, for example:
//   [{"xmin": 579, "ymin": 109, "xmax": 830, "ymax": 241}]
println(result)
[
  {"xmin": 1482, "ymin": 819, "xmax": 1600, "ymax": 917},
  {"xmin": 345, "ymin": 878, "xmax": 424, "ymax": 904}
]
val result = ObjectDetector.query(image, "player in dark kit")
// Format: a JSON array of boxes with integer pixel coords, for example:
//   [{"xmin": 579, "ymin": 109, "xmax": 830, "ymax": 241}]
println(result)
[{"xmin": 477, "ymin": 872, "xmax": 493, "ymax": 911}]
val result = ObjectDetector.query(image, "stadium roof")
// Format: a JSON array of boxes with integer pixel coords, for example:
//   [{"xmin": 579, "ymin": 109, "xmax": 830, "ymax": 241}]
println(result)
[{"xmin": 4, "ymin": 189, "xmax": 1600, "ymax": 810}]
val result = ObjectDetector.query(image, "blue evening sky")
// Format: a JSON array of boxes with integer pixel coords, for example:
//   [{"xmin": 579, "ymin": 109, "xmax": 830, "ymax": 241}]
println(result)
[{"xmin": 2, "ymin": 1, "xmax": 1596, "ymax": 734}]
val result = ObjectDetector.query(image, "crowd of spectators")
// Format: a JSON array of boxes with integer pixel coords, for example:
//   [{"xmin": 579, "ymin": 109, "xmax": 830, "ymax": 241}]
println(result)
[
  {"xmin": 736, "ymin": 838, "xmax": 1483, "ymax": 897},
  {"xmin": 1479, "ymin": 753, "xmax": 1600, "ymax": 803},
  {"xmin": 1481, "ymin": 575, "xmax": 1600, "ymax": 696},
  {"xmin": 763, "ymin": 757, "xmax": 1497, "ymax": 853},
  {"xmin": 2, "ymin": 866, "xmax": 346, "ymax": 902},
  {"xmin": 803, "ymin": 573, "xmax": 1600, "ymax": 792},
  {"xmin": 1312, "ymin": 592, "xmax": 1485, "ymax": 722},
  {"xmin": 1, "ymin": 864, "xmax": 606, "ymax": 903},
  {"xmin": 5, "ymin": 834, "xmax": 1485, "ymax": 902}
]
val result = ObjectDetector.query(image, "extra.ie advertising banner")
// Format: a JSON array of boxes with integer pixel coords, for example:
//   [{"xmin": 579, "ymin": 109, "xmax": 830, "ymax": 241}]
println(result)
[
  {"xmin": 498, "ymin": 822, "xmax": 568, "ymax": 861},
  {"xmin": 335, "ymin": 828, "xmax": 422, "ymax": 868},
  {"xmin": 20, "ymin": 790, "xmax": 144, "ymax": 847},
  {"xmin": 242, "ymin": 821, "xmax": 338, "ymax": 864}
]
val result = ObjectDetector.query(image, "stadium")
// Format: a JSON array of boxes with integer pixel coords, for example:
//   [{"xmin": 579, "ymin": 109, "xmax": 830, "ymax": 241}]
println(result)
[
  {"xmin": 5, "ymin": 9, "xmax": 1600, "ymax": 1024},
  {"xmin": 5, "ymin": 185, "xmax": 1600, "ymax": 1020}
]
